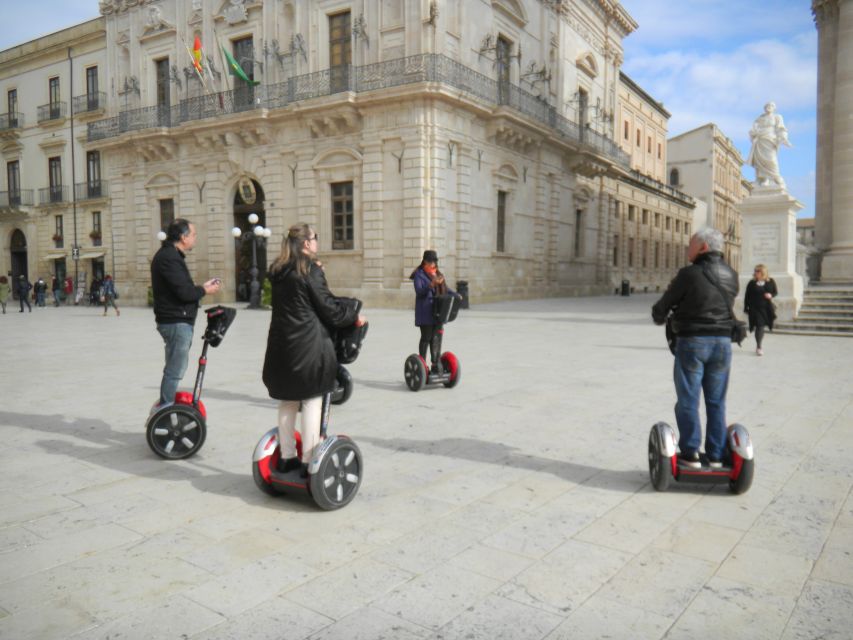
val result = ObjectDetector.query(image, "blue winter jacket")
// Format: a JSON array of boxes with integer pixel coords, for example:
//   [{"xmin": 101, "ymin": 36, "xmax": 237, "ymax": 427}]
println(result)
[{"xmin": 411, "ymin": 266, "xmax": 455, "ymax": 326}]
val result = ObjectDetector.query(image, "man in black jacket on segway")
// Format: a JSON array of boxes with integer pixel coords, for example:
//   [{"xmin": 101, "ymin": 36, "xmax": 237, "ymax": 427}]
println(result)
[
  {"xmin": 151, "ymin": 218, "xmax": 221, "ymax": 410},
  {"xmin": 651, "ymin": 227, "xmax": 739, "ymax": 470}
]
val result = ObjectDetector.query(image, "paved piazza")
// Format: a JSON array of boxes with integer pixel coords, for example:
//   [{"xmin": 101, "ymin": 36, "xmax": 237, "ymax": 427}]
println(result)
[{"xmin": 1, "ymin": 295, "xmax": 851, "ymax": 640}]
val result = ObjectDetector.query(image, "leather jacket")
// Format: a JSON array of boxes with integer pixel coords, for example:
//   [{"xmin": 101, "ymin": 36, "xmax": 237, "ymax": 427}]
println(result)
[
  {"xmin": 652, "ymin": 252, "xmax": 740, "ymax": 337},
  {"xmin": 151, "ymin": 243, "xmax": 205, "ymax": 325}
]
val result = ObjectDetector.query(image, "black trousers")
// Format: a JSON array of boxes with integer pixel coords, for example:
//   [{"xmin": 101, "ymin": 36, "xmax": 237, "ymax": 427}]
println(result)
[
  {"xmin": 419, "ymin": 324, "xmax": 444, "ymax": 364},
  {"xmin": 755, "ymin": 324, "xmax": 766, "ymax": 348}
]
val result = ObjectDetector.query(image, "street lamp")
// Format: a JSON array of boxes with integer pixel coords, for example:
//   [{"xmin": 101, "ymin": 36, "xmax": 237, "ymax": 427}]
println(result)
[{"xmin": 232, "ymin": 212, "xmax": 271, "ymax": 309}]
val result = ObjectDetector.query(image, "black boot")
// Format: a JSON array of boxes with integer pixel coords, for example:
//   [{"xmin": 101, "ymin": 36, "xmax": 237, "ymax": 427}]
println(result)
[{"xmin": 276, "ymin": 457, "xmax": 302, "ymax": 473}]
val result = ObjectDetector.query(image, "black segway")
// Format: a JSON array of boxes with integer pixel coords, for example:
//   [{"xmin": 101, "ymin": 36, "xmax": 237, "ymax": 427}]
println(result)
[
  {"xmin": 331, "ymin": 298, "xmax": 369, "ymax": 405},
  {"xmin": 252, "ymin": 305, "xmax": 367, "ymax": 510},
  {"xmin": 404, "ymin": 293, "xmax": 461, "ymax": 391},
  {"xmin": 648, "ymin": 422, "xmax": 755, "ymax": 494},
  {"xmin": 146, "ymin": 306, "xmax": 237, "ymax": 459}
]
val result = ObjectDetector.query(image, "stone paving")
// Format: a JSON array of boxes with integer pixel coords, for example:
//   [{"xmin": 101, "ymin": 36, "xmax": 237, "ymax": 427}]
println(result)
[{"xmin": 0, "ymin": 294, "xmax": 851, "ymax": 640}]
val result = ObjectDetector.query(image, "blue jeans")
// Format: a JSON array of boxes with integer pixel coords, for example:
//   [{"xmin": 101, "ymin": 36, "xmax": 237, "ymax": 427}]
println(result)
[
  {"xmin": 673, "ymin": 336, "xmax": 731, "ymax": 460},
  {"xmin": 157, "ymin": 322, "xmax": 194, "ymax": 405}
]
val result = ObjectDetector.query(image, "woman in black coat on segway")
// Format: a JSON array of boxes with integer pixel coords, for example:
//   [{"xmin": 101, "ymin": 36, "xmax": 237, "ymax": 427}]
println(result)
[
  {"xmin": 262, "ymin": 223, "xmax": 366, "ymax": 475},
  {"xmin": 744, "ymin": 263, "xmax": 777, "ymax": 357}
]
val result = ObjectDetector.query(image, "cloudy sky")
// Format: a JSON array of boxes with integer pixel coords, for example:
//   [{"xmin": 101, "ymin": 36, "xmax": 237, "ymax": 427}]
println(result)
[{"xmin": 0, "ymin": 0, "xmax": 818, "ymax": 217}]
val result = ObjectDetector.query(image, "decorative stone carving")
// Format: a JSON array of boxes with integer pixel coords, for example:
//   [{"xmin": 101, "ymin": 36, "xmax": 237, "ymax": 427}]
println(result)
[
  {"xmin": 223, "ymin": 0, "xmax": 248, "ymax": 25},
  {"xmin": 747, "ymin": 102, "xmax": 791, "ymax": 189},
  {"xmin": 306, "ymin": 109, "xmax": 362, "ymax": 138},
  {"xmin": 141, "ymin": 5, "xmax": 175, "ymax": 36}
]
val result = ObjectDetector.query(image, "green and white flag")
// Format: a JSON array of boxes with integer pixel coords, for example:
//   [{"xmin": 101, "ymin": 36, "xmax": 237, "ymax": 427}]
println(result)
[{"xmin": 221, "ymin": 45, "xmax": 260, "ymax": 86}]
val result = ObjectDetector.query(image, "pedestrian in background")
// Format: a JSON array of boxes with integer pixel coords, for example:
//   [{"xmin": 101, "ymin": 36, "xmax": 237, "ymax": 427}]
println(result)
[
  {"xmin": 34, "ymin": 277, "xmax": 47, "ymax": 307},
  {"xmin": 744, "ymin": 263, "xmax": 777, "ymax": 357},
  {"xmin": 63, "ymin": 276, "xmax": 73, "ymax": 305},
  {"xmin": 0, "ymin": 276, "xmax": 10, "ymax": 314},
  {"xmin": 101, "ymin": 275, "xmax": 120, "ymax": 317},
  {"xmin": 51, "ymin": 276, "xmax": 61, "ymax": 307},
  {"xmin": 16, "ymin": 275, "xmax": 32, "ymax": 313}
]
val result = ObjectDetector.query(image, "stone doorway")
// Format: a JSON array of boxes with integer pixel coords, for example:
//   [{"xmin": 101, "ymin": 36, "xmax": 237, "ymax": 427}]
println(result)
[
  {"xmin": 10, "ymin": 229, "xmax": 27, "ymax": 299},
  {"xmin": 233, "ymin": 180, "xmax": 266, "ymax": 302}
]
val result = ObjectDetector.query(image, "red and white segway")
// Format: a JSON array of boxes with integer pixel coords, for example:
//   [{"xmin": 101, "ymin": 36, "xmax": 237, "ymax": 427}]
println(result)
[{"xmin": 404, "ymin": 293, "xmax": 462, "ymax": 392}]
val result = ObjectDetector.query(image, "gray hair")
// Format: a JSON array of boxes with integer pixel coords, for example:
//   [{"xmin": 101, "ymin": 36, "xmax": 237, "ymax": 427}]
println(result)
[{"xmin": 693, "ymin": 226, "xmax": 725, "ymax": 253}]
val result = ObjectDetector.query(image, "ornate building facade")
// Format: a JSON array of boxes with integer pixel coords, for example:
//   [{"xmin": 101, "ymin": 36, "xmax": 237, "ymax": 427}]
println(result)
[{"xmin": 2, "ymin": 0, "xmax": 695, "ymax": 305}]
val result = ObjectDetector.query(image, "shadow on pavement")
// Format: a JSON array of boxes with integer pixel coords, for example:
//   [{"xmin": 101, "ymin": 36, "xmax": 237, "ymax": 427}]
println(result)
[
  {"xmin": 0, "ymin": 410, "xmax": 315, "ymax": 513},
  {"xmin": 359, "ymin": 435, "xmax": 647, "ymax": 493}
]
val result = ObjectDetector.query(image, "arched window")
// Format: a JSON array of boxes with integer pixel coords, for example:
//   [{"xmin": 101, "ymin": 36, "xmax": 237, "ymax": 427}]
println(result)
[{"xmin": 669, "ymin": 168, "xmax": 680, "ymax": 186}]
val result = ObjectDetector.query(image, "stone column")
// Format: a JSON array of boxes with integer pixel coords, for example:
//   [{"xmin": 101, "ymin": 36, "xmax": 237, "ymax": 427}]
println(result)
[
  {"xmin": 738, "ymin": 186, "xmax": 804, "ymax": 320},
  {"xmin": 821, "ymin": 0, "xmax": 853, "ymax": 281}
]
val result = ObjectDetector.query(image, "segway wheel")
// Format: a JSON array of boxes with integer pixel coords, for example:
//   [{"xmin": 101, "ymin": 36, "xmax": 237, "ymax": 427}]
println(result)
[
  {"xmin": 309, "ymin": 437, "xmax": 363, "ymax": 510},
  {"xmin": 729, "ymin": 458, "xmax": 754, "ymax": 495},
  {"xmin": 441, "ymin": 352, "xmax": 461, "ymax": 388},
  {"xmin": 648, "ymin": 427, "xmax": 673, "ymax": 491},
  {"xmin": 146, "ymin": 405, "xmax": 207, "ymax": 459},
  {"xmin": 252, "ymin": 429, "xmax": 283, "ymax": 496},
  {"xmin": 331, "ymin": 365, "xmax": 353, "ymax": 405},
  {"xmin": 404, "ymin": 354, "xmax": 427, "ymax": 391}
]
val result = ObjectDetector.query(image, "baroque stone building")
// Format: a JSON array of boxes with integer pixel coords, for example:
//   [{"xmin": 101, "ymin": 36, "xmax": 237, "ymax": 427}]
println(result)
[
  {"xmin": 667, "ymin": 123, "xmax": 749, "ymax": 271},
  {"xmin": 3, "ymin": 0, "xmax": 694, "ymax": 305}
]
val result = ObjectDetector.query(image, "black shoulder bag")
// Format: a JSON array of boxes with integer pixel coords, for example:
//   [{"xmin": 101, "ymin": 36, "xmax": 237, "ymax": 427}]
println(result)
[{"xmin": 702, "ymin": 266, "xmax": 747, "ymax": 347}]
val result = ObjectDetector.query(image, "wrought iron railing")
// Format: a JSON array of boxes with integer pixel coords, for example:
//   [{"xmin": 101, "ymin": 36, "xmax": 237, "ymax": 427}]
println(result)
[
  {"xmin": 38, "ymin": 185, "xmax": 68, "ymax": 205},
  {"xmin": 87, "ymin": 54, "xmax": 630, "ymax": 167},
  {"xmin": 75, "ymin": 181, "xmax": 108, "ymax": 200},
  {"xmin": 0, "ymin": 189, "xmax": 34, "ymax": 208},
  {"xmin": 72, "ymin": 92, "xmax": 107, "ymax": 115},
  {"xmin": 37, "ymin": 102, "xmax": 67, "ymax": 123},
  {"xmin": 627, "ymin": 169, "xmax": 695, "ymax": 205},
  {"xmin": 0, "ymin": 112, "xmax": 23, "ymax": 131}
]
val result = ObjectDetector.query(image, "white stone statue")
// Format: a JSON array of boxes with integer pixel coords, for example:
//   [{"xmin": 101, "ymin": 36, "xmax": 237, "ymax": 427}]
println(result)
[{"xmin": 747, "ymin": 102, "xmax": 792, "ymax": 189}]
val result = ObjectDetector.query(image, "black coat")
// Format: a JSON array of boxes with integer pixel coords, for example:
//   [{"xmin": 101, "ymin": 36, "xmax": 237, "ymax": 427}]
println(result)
[
  {"xmin": 263, "ymin": 262, "xmax": 358, "ymax": 401},
  {"xmin": 652, "ymin": 252, "xmax": 740, "ymax": 337},
  {"xmin": 150, "ymin": 243, "xmax": 205, "ymax": 325},
  {"xmin": 744, "ymin": 278, "xmax": 777, "ymax": 331}
]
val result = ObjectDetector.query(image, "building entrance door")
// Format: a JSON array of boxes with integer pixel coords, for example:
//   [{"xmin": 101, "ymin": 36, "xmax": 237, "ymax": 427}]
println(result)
[
  {"xmin": 10, "ymin": 229, "xmax": 27, "ymax": 299},
  {"xmin": 233, "ymin": 180, "xmax": 266, "ymax": 302}
]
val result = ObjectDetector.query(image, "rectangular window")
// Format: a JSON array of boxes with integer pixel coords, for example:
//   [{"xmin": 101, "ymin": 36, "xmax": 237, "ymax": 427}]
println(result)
[
  {"xmin": 7, "ymin": 89, "xmax": 17, "ymax": 126},
  {"xmin": 86, "ymin": 66, "xmax": 99, "ymax": 110},
  {"xmin": 329, "ymin": 11, "xmax": 351, "ymax": 93},
  {"xmin": 155, "ymin": 58, "xmax": 170, "ymax": 108},
  {"xmin": 636, "ymin": 129, "xmax": 641, "ymax": 146},
  {"xmin": 675, "ymin": 219, "xmax": 681, "ymax": 233},
  {"xmin": 48, "ymin": 156, "xmax": 62, "ymax": 202},
  {"xmin": 496, "ymin": 36, "xmax": 512, "ymax": 105},
  {"xmin": 657, "ymin": 143, "xmax": 662, "ymax": 159},
  {"xmin": 614, "ymin": 200, "xmax": 620, "ymax": 218},
  {"xmin": 48, "ymin": 77, "xmax": 61, "ymax": 119},
  {"xmin": 91, "ymin": 211, "xmax": 102, "ymax": 246},
  {"xmin": 496, "ymin": 190, "xmax": 507, "ymax": 253},
  {"xmin": 628, "ymin": 238, "xmax": 634, "ymax": 268},
  {"xmin": 613, "ymin": 234, "xmax": 619, "ymax": 266},
  {"xmin": 654, "ymin": 212, "xmax": 661, "ymax": 228},
  {"xmin": 159, "ymin": 198, "xmax": 175, "ymax": 231},
  {"xmin": 55, "ymin": 215, "xmax": 64, "ymax": 248},
  {"xmin": 665, "ymin": 243, "xmax": 670, "ymax": 269},
  {"xmin": 654, "ymin": 241, "xmax": 660, "ymax": 268},
  {"xmin": 628, "ymin": 205, "xmax": 636, "ymax": 222},
  {"xmin": 331, "ymin": 181, "xmax": 354, "ymax": 250},
  {"xmin": 86, "ymin": 150, "xmax": 101, "ymax": 197},
  {"xmin": 7, "ymin": 160, "xmax": 20, "ymax": 204},
  {"xmin": 642, "ymin": 239, "xmax": 648, "ymax": 268},
  {"xmin": 647, "ymin": 136, "xmax": 652, "ymax": 153},
  {"xmin": 232, "ymin": 36, "xmax": 256, "ymax": 104},
  {"xmin": 666, "ymin": 216, "xmax": 671, "ymax": 231},
  {"xmin": 642, "ymin": 209, "xmax": 649, "ymax": 225},
  {"xmin": 623, "ymin": 121, "xmax": 629, "ymax": 140},
  {"xmin": 685, "ymin": 223, "xmax": 690, "ymax": 235}
]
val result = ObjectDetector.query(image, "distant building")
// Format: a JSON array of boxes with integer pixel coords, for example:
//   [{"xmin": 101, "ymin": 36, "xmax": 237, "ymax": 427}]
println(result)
[
  {"xmin": 667, "ymin": 123, "xmax": 749, "ymax": 270},
  {"xmin": 797, "ymin": 217, "xmax": 816, "ymax": 247}
]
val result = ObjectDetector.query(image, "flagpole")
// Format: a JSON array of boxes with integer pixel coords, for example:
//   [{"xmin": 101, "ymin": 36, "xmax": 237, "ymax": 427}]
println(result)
[
  {"xmin": 179, "ymin": 33, "xmax": 210, "ymax": 94},
  {"xmin": 212, "ymin": 25, "xmax": 233, "ymax": 94}
]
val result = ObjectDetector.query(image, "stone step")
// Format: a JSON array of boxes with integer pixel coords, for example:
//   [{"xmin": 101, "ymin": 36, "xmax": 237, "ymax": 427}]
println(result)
[
  {"xmin": 783, "ymin": 316, "xmax": 853, "ymax": 325},
  {"xmin": 773, "ymin": 328, "xmax": 853, "ymax": 337},
  {"xmin": 799, "ymin": 302, "xmax": 853, "ymax": 309},
  {"xmin": 803, "ymin": 292, "xmax": 853, "ymax": 300},
  {"xmin": 775, "ymin": 322, "xmax": 853, "ymax": 334}
]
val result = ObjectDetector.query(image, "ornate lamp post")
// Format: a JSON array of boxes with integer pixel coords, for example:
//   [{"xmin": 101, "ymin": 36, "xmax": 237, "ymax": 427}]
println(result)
[{"xmin": 232, "ymin": 213, "xmax": 272, "ymax": 309}]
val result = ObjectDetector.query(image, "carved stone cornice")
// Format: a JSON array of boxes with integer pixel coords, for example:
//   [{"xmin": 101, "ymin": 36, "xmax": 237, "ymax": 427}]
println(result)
[
  {"xmin": 99, "ymin": 0, "xmax": 157, "ymax": 17},
  {"xmin": 487, "ymin": 120, "xmax": 540, "ymax": 154},
  {"xmin": 305, "ymin": 107, "xmax": 362, "ymax": 138},
  {"xmin": 812, "ymin": 0, "xmax": 840, "ymax": 27}
]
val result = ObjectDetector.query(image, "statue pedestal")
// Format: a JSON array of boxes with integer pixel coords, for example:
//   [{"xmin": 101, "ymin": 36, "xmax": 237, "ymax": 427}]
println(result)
[{"xmin": 738, "ymin": 185, "xmax": 804, "ymax": 321}]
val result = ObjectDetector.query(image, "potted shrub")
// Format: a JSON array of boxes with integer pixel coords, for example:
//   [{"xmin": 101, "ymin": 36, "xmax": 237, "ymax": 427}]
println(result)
[
  {"xmin": 89, "ymin": 230, "xmax": 102, "ymax": 241},
  {"xmin": 52, "ymin": 233, "xmax": 63, "ymax": 243}
]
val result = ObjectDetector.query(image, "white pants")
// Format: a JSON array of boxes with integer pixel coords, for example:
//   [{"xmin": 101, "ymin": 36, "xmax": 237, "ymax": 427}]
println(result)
[{"xmin": 277, "ymin": 396, "xmax": 323, "ymax": 463}]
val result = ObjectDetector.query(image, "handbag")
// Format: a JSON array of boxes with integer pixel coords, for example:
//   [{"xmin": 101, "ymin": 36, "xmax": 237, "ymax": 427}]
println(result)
[
  {"xmin": 702, "ymin": 266, "xmax": 747, "ymax": 347},
  {"xmin": 665, "ymin": 313, "xmax": 677, "ymax": 355}
]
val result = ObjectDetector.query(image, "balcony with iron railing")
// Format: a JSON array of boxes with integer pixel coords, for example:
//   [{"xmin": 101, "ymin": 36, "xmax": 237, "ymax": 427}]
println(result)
[
  {"xmin": 72, "ymin": 92, "xmax": 107, "ymax": 116},
  {"xmin": 0, "ymin": 189, "xmax": 34, "ymax": 208},
  {"xmin": 626, "ymin": 169, "xmax": 696, "ymax": 207},
  {"xmin": 75, "ymin": 180, "xmax": 108, "ymax": 200},
  {"xmin": 87, "ymin": 54, "xmax": 630, "ymax": 168},
  {"xmin": 0, "ymin": 112, "xmax": 24, "ymax": 132},
  {"xmin": 38, "ymin": 185, "xmax": 68, "ymax": 205},
  {"xmin": 38, "ymin": 102, "xmax": 67, "ymax": 124}
]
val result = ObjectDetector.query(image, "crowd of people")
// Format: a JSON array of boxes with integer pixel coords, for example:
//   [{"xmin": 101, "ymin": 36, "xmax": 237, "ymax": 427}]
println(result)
[{"xmin": 0, "ymin": 272, "xmax": 121, "ymax": 316}]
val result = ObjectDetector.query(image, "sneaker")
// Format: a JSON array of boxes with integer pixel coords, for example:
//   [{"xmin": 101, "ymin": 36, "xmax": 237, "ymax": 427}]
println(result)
[
  {"xmin": 299, "ymin": 462, "xmax": 309, "ymax": 478},
  {"xmin": 678, "ymin": 450, "xmax": 701, "ymax": 468},
  {"xmin": 707, "ymin": 457, "xmax": 723, "ymax": 469},
  {"xmin": 756, "ymin": 348, "xmax": 763, "ymax": 356}
]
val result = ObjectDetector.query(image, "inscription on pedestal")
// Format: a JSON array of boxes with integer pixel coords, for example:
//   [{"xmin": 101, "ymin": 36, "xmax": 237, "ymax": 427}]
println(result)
[{"xmin": 750, "ymin": 223, "xmax": 780, "ymax": 263}]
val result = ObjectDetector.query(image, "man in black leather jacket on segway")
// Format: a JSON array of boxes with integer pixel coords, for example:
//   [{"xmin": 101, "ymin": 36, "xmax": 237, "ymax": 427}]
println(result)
[{"xmin": 652, "ymin": 227, "xmax": 739, "ymax": 469}]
